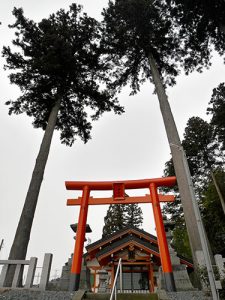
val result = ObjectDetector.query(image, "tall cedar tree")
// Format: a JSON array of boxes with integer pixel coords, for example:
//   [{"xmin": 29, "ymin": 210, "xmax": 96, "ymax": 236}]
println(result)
[
  {"xmin": 102, "ymin": 0, "xmax": 205, "ymax": 271},
  {"xmin": 2, "ymin": 4, "xmax": 123, "ymax": 284},
  {"xmin": 163, "ymin": 117, "xmax": 225, "ymax": 257},
  {"xmin": 166, "ymin": 0, "xmax": 225, "ymax": 74},
  {"xmin": 102, "ymin": 203, "xmax": 143, "ymax": 237}
]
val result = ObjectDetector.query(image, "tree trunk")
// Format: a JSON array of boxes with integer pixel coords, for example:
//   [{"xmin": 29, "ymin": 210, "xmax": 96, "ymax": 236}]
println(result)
[
  {"xmin": 5, "ymin": 98, "xmax": 61, "ymax": 286},
  {"xmin": 211, "ymin": 171, "xmax": 225, "ymax": 215},
  {"xmin": 147, "ymin": 54, "xmax": 209, "ymax": 275}
]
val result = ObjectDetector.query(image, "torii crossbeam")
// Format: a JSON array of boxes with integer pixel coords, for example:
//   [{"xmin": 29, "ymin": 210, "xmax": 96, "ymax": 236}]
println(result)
[{"xmin": 65, "ymin": 176, "xmax": 177, "ymax": 292}]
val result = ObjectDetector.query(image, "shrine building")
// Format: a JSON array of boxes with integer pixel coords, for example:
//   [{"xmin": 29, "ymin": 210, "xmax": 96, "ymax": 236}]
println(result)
[{"xmin": 84, "ymin": 226, "xmax": 193, "ymax": 293}]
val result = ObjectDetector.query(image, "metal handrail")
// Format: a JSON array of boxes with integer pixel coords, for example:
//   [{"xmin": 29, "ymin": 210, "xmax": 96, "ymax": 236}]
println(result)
[{"xmin": 110, "ymin": 258, "xmax": 122, "ymax": 300}]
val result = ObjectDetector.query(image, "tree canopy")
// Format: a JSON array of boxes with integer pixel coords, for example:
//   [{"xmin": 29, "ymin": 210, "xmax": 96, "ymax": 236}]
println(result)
[
  {"xmin": 102, "ymin": 204, "xmax": 126, "ymax": 237},
  {"xmin": 102, "ymin": 203, "xmax": 143, "ymax": 237},
  {"xmin": 3, "ymin": 4, "xmax": 123, "ymax": 146},
  {"xmin": 166, "ymin": 0, "xmax": 225, "ymax": 73},
  {"xmin": 125, "ymin": 203, "xmax": 143, "ymax": 227},
  {"xmin": 101, "ymin": 0, "xmax": 183, "ymax": 93},
  {"xmin": 182, "ymin": 117, "xmax": 222, "ymax": 188},
  {"xmin": 164, "ymin": 116, "xmax": 223, "ymax": 193},
  {"xmin": 207, "ymin": 82, "xmax": 225, "ymax": 150}
]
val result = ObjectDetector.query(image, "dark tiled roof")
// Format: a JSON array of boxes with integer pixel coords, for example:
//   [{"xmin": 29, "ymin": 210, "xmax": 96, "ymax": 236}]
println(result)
[
  {"xmin": 86, "ymin": 226, "xmax": 157, "ymax": 251},
  {"xmin": 96, "ymin": 235, "xmax": 159, "ymax": 259},
  {"xmin": 85, "ymin": 225, "xmax": 193, "ymax": 268}
]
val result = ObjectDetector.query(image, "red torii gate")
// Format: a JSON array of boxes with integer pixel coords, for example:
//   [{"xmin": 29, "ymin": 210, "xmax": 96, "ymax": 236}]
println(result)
[{"xmin": 66, "ymin": 176, "xmax": 177, "ymax": 292}]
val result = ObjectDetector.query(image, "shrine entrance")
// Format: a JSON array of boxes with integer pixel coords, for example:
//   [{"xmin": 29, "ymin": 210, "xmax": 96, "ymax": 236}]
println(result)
[
  {"xmin": 65, "ymin": 177, "xmax": 177, "ymax": 292},
  {"xmin": 118, "ymin": 266, "xmax": 149, "ymax": 292}
]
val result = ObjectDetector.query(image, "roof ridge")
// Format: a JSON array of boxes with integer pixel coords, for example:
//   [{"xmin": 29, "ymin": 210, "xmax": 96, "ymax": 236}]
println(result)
[{"xmin": 86, "ymin": 225, "xmax": 157, "ymax": 251}]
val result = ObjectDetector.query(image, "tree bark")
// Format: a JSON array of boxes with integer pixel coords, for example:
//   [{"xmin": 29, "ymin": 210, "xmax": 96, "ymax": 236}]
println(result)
[
  {"xmin": 211, "ymin": 171, "xmax": 225, "ymax": 215},
  {"xmin": 5, "ymin": 98, "xmax": 61, "ymax": 286},
  {"xmin": 147, "ymin": 53, "xmax": 206, "ymax": 273}
]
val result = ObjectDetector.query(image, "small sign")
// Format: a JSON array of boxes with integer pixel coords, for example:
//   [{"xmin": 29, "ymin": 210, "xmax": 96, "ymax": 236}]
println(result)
[
  {"xmin": 113, "ymin": 182, "xmax": 125, "ymax": 200},
  {"xmin": 215, "ymin": 280, "xmax": 222, "ymax": 290}
]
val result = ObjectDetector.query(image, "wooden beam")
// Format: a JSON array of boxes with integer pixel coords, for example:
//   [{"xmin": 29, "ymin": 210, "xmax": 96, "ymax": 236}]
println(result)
[
  {"xmin": 67, "ymin": 194, "xmax": 174, "ymax": 206},
  {"xmin": 97, "ymin": 240, "xmax": 160, "ymax": 261},
  {"xmin": 65, "ymin": 177, "xmax": 177, "ymax": 190},
  {"xmin": 114, "ymin": 261, "xmax": 151, "ymax": 265}
]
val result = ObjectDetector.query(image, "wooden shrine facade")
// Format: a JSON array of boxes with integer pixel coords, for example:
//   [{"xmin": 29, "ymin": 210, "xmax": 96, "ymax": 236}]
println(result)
[{"xmin": 84, "ymin": 226, "xmax": 193, "ymax": 293}]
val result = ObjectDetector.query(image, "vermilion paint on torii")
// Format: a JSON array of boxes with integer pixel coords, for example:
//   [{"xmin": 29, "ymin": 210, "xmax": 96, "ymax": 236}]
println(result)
[{"xmin": 65, "ymin": 176, "xmax": 177, "ymax": 292}]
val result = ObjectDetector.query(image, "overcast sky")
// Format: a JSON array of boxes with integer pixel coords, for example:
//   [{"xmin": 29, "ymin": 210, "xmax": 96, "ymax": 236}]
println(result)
[{"xmin": 1, "ymin": 1, "xmax": 225, "ymax": 279}]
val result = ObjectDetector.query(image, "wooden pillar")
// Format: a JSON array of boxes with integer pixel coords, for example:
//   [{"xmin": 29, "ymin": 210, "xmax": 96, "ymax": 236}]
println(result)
[
  {"xmin": 69, "ymin": 185, "xmax": 90, "ymax": 291},
  {"xmin": 149, "ymin": 262, "xmax": 154, "ymax": 293},
  {"xmin": 111, "ymin": 263, "xmax": 115, "ymax": 290},
  {"xmin": 93, "ymin": 269, "xmax": 97, "ymax": 293},
  {"xmin": 149, "ymin": 183, "xmax": 176, "ymax": 292}
]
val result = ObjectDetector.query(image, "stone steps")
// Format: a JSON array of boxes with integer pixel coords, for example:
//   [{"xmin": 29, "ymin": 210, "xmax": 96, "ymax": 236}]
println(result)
[
  {"xmin": 85, "ymin": 292, "xmax": 158, "ymax": 300},
  {"xmin": 0, "ymin": 290, "xmax": 212, "ymax": 300}
]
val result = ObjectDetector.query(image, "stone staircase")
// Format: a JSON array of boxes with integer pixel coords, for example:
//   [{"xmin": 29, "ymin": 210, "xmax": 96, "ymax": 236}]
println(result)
[
  {"xmin": 84, "ymin": 292, "xmax": 158, "ymax": 300},
  {"xmin": 83, "ymin": 291, "xmax": 212, "ymax": 300},
  {"xmin": 0, "ymin": 290, "xmax": 212, "ymax": 300}
]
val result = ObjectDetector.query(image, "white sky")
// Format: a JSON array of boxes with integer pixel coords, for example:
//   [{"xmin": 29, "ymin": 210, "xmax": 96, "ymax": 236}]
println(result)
[{"xmin": 0, "ymin": 1, "xmax": 225, "ymax": 278}]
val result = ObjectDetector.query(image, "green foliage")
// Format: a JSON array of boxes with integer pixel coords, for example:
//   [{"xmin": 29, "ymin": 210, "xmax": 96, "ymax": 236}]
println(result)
[
  {"xmin": 162, "ymin": 200, "xmax": 192, "ymax": 258},
  {"xmin": 2, "ymin": 4, "xmax": 124, "ymax": 146},
  {"xmin": 182, "ymin": 117, "xmax": 222, "ymax": 191},
  {"xmin": 102, "ymin": 204, "xmax": 127, "ymax": 237},
  {"xmin": 172, "ymin": 225, "xmax": 192, "ymax": 259},
  {"xmin": 166, "ymin": 0, "xmax": 225, "ymax": 74},
  {"xmin": 164, "ymin": 116, "xmax": 223, "ymax": 193},
  {"xmin": 102, "ymin": 203, "xmax": 143, "ymax": 237},
  {"xmin": 125, "ymin": 203, "xmax": 143, "ymax": 227},
  {"xmin": 101, "ymin": 0, "xmax": 183, "ymax": 94},
  {"xmin": 207, "ymin": 83, "xmax": 225, "ymax": 150},
  {"xmin": 163, "ymin": 118, "xmax": 221, "ymax": 200},
  {"xmin": 163, "ymin": 117, "xmax": 225, "ymax": 257},
  {"xmin": 201, "ymin": 170, "xmax": 225, "ymax": 254}
]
